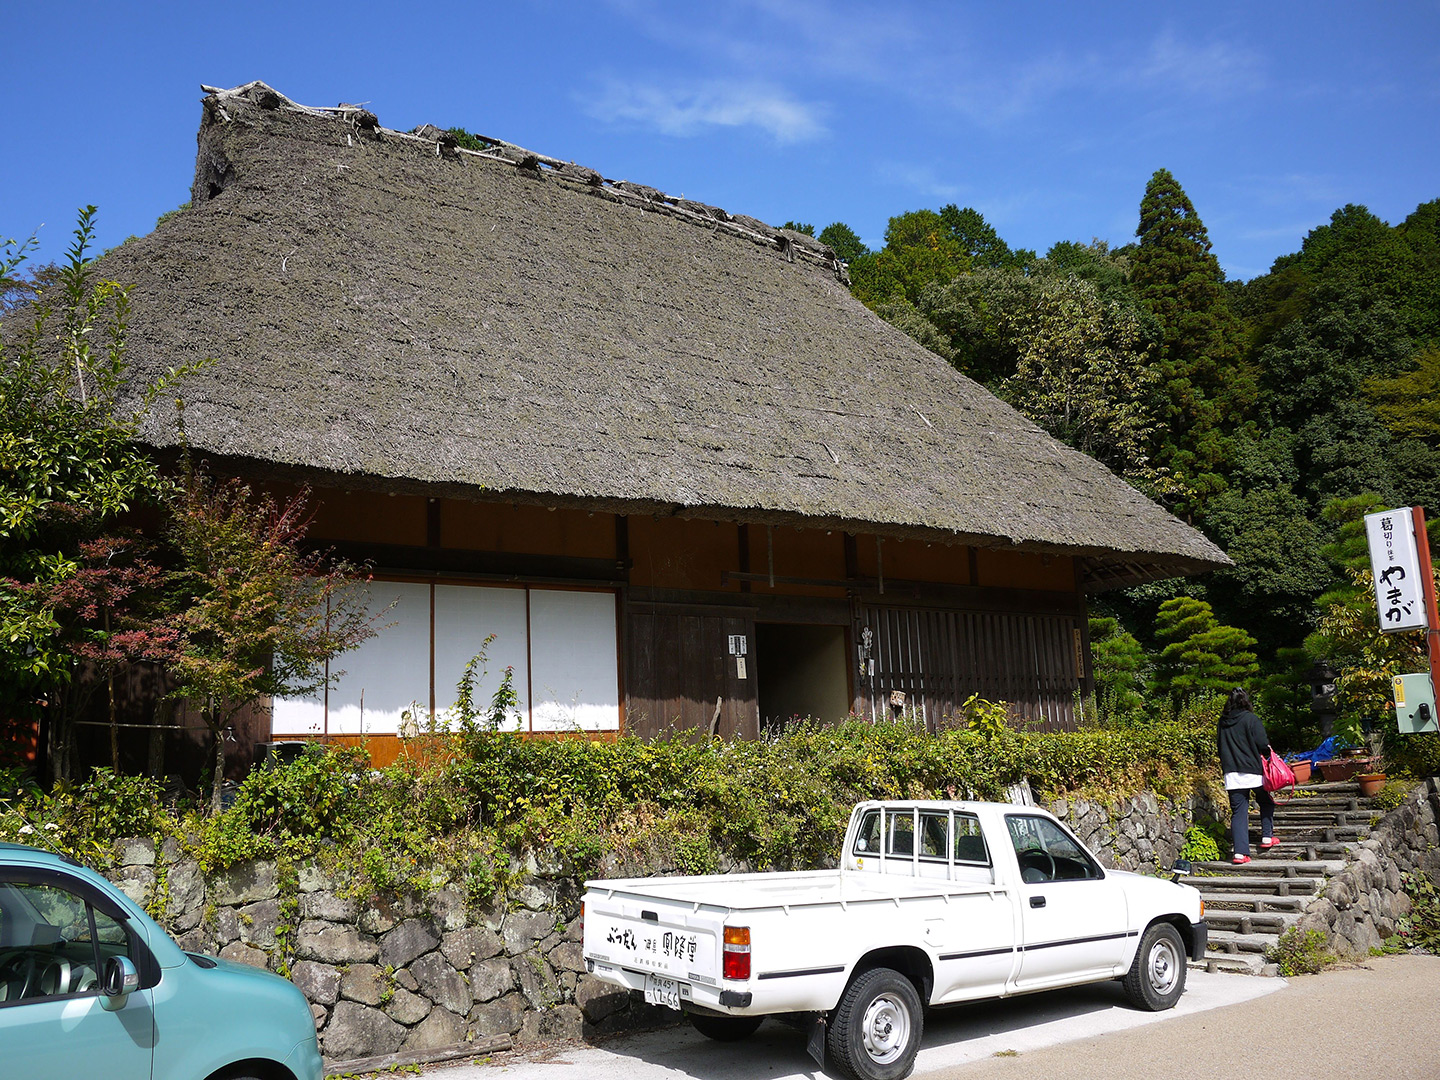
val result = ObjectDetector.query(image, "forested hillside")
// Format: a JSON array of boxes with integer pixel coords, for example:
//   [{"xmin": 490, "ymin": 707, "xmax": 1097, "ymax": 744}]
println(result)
[{"xmin": 790, "ymin": 174, "xmax": 1440, "ymax": 739}]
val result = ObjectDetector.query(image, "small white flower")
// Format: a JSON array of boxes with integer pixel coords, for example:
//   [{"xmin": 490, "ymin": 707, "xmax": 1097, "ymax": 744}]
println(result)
[
  {"xmin": 18, "ymin": 825, "xmax": 34, "ymax": 835},
  {"xmin": 42, "ymin": 822, "xmax": 59, "ymax": 831}
]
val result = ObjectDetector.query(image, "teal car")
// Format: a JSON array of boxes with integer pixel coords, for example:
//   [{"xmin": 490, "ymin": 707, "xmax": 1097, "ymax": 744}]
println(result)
[{"xmin": 0, "ymin": 841, "xmax": 322, "ymax": 1080}]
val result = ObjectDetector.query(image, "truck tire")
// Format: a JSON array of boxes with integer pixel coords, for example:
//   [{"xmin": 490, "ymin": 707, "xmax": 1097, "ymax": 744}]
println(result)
[
  {"xmin": 1122, "ymin": 921, "xmax": 1186, "ymax": 1011},
  {"xmin": 826, "ymin": 966, "xmax": 923, "ymax": 1080},
  {"xmin": 686, "ymin": 1011, "xmax": 764, "ymax": 1041}
]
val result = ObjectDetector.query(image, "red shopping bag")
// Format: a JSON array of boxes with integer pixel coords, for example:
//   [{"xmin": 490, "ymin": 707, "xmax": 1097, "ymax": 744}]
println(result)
[{"xmin": 1262, "ymin": 749, "xmax": 1296, "ymax": 797}]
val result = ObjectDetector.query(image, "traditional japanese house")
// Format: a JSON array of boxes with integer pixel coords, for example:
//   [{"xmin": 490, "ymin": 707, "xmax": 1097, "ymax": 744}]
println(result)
[{"xmin": 85, "ymin": 82, "xmax": 1227, "ymax": 767}]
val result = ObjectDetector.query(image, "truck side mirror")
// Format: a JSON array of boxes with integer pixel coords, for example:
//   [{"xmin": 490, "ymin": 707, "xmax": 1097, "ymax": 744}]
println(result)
[
  {"xmin": 1169, "ymin": 858, "xmax": 1192, "ymax": 882},
  {"xmin": 101, "ymin": 955, "xmax": 139, "ymax": 1006}
]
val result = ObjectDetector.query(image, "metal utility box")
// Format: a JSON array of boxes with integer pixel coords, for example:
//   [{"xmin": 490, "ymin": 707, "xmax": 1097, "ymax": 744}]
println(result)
[{"xmin": 1393, "ymin": 673, "xmax": 1438, "ymax": 734}]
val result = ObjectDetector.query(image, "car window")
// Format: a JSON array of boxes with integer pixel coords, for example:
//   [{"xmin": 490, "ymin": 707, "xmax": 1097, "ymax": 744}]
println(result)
[
  {"xmin": 1005, "ymin": 815, "xmax": 1101, "ymax": 883},
  {"xmin": 918, "ymin": 812, "xmax": 948, "ymax": 859},
  {"xmin": 0, "ymin": 880, "xmax": 129, "ymax": 1005},
  {"xmin": 853, "ymin": 811, "xmax": 881, "ymax": 854},
  {"xmin": 953, "ymin": 813, "xmax": 990, "ymax": 865},
  {"xmin": 886, "ymin": 810, "xmax": 915, "ymax": 856}
]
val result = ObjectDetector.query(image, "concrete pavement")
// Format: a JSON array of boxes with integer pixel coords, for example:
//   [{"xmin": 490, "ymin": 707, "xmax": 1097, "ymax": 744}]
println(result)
[
  {"xmin": 421, "ymin": 964, "xmax": 1288, "ymax": 1080},
  {"xmin": 932, "ymin": 954, "xmax": 1440, "ymax": 1080}
]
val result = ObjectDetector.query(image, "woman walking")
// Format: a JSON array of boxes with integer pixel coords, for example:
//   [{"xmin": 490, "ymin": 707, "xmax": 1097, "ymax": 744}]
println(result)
[{"xmin": 1217, "ymin": 688, "xmax": 1276, "ymax": 864}]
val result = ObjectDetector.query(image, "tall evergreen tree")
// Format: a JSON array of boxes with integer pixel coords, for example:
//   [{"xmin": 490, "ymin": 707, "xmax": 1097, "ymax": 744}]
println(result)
[{"xmin": 1131, "ymin": 169, "xmax": 1252, "ymax": 514}]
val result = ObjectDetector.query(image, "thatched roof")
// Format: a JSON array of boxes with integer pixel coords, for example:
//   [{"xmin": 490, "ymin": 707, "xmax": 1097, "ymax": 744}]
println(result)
[{"xmin": 97, "ymin": 81, "xmax": 1227, "ymax": 589}]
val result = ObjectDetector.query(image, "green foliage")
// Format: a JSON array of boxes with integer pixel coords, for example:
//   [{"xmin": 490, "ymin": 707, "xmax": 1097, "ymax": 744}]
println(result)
[
  {"xmin": 1397, "ymin": 869, "xmax": 1440, "ymax": 951},
  {"xmin": 164, "ymin": 470, "xmax": 378, "ymax": 809},
  {"xmin": 1179, "ymin": 822, "xmax": 1224, "ymax": 863},
  {"xmin": 0, "ymin": 767, "xmax": 161, "ymax": 862},
  {"xmin": 1386, "ymin": 733, "xmax": 1440, "ymax": 779},
  {"xmin": 995, "ymin": 271, "xmax": 1160, "ymax": 480},
  {"xmin": 0, "ymin": 210, "xmax": 186, "ymax": 701},
  {"xmin": 1370, "ymin": 777, "xmax": 1414, "ymax": 813},
  {"xmin": 1, "ymin": 714, "xmax": 1219, "ymax": 901},
  {"xmin": 1131, "ymin": 168, "xmax": 1251, "ymax": 513},
  {"xmin": 818, "ymin": 222, "xmax": 868, "ymax": 263},
  {"xmin": 1149, "ymin": 597, "xmax": 1259, "ymax": 708},
  {"xmin": 1265, "ymin": 927, "xmax": 1336, "ymax": 976},
  {"xmin": 1088, "ymin": 617, "xmax": 1147, "ymax": 722},
  {"xmin": 1305, "ymin": 495, "xmax": 1435, "ymax": 733},
  {"xmin": 780, "ymin": 221, "xmax": 815, "ymax": 236}
]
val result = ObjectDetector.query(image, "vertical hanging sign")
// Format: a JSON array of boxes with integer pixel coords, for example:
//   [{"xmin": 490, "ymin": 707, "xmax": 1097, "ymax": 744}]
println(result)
[{"xmin": 1365, "ymin": 508, "xmax": 1429, "ymax": 633}]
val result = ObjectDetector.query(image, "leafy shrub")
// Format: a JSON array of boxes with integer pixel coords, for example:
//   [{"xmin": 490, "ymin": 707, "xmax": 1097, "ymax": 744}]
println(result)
[
  {"xmin": 1387, "ymin": 733, "xmax": 1440, "ymax": 779},
  {"xmin": 1180, "ymin": 822, "xmax": 1224, "ymax": 863},
  {"xmin": 1371, "ymin": 777, "xmax": 1415, "ymax": 813},
  {"xmin": 1397, "ymin": 870, "xmax": 1440, "ymax": 951},
  {"xmin": 1266, "ymin": 927, "xmax": 1335, "ymax": 976},
  {"xmin": 0, "ymin": 709, "xmax": 1220, "ymax": 898}
]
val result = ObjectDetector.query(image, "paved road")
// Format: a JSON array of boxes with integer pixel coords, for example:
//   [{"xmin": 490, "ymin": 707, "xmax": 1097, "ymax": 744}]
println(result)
[
  {"xmin": 932, "ymin": 953, "xmax": 1440, "ymax": 1080},
  {"xmin": 427, "ymin": 964, "xmax": 1288, "ymax": 1080}
]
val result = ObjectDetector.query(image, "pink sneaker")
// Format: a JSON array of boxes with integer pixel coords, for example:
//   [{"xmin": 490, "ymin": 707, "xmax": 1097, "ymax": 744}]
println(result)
[
  {"xmin": 1260, "ymin": 836, "xmax": 1279, "ymax": 850},
  {"xmin": 1232, "ymin": 854, "xmax": 1251, "ymax": 865}
]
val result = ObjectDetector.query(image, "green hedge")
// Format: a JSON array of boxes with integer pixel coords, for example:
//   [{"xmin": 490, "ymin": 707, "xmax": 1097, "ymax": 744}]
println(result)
[{"xmin": 1, "ymin": 718, "xmax": 1220, "ymax": 908}]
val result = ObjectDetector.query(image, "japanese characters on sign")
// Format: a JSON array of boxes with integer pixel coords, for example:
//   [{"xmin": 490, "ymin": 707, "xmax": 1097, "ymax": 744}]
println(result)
[
  {"xmin": 1364, "ymin": 508, "xmax": 1429, "ymax": 634},
  {"xmin": 604, "ymin": 924, "xmax": 700, "ymax": 968}
]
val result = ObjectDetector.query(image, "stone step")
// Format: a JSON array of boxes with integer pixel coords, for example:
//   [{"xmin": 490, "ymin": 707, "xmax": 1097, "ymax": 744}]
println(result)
[
  {"xmin": 1190, "ymin": 859, "xmax": 1341, "ymax": 877},
  {"xmin": 1263, "ymin": 842, "xmax": 1358, "ymax": 860},
  {"xmin": 1207, "ymin": 929, "xmax": 1282, "ymax": 954},
  {"xmin": 1191, "ymin": 951, "xmax": 1277, "ymax": 976},
  {"xmin": 1197, "ymin": 892, "xmax": 1308, "ymax": 913},
  {"xmin": 1269, "ymin": 810, "xmax": 1371, "ymax": 825},
  {"xmin": 1203, "ymin": 910, "xmax": 1301, "ymax": 934},
  {"xmin": 1184, "ymin": 875, "xmax": 1319, "ymax": 894}
]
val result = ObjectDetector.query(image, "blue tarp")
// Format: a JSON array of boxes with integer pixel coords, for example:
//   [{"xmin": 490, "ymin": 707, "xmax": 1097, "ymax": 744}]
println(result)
[{"xmin": 1286, "ymin": 735, "xmax": 1355, "ymax": 765}]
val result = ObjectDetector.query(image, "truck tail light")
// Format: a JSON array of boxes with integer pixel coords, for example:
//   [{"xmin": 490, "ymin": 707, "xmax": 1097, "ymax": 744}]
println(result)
[{"xmin": 723, "ymin": 925, "xmax": 750, "ymax": 981}]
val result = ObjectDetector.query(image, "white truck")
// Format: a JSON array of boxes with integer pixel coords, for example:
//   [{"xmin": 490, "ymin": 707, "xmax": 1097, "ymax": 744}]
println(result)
[{"xmin": 581, "ymin": 800, "xmax": 1207, "ymax": 1080}]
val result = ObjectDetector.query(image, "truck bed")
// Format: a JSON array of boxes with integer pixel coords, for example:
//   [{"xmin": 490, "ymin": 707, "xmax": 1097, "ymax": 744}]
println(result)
[{"xmin": 586, "ymin": 867, "xmax": 1000, "ymax": 911}]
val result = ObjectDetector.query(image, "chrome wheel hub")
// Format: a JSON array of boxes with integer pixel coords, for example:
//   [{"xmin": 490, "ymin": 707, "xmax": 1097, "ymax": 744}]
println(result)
[
  {"xmin": 1149, "ymin": 938, "xmax": 1180, "ymax": 994},
  {"xmin": 861, "ymin": 993, "xmax": 911, "ymax": 1064}
]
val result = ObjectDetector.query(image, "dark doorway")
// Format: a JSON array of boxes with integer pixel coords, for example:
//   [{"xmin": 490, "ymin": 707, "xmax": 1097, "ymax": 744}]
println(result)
[{"xmin": 755, "ymin": 623, "xmax": 850, "ymax": 732}]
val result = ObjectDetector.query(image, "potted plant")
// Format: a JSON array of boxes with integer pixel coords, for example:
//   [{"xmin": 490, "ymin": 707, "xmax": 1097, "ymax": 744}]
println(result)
[
  {"xmin": 1288, "ymin": 758, "xmax": 1312, "ymax": 784},
  {"xmin": 1357, "ymin": 770, "xmax": 1388, "ymax": 798}
]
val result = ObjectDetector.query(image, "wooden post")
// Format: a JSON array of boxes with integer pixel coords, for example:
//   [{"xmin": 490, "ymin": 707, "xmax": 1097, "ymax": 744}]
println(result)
[{"xmin": 1411, "ymin": 506, "xmax": 1440, "ymax": 697}]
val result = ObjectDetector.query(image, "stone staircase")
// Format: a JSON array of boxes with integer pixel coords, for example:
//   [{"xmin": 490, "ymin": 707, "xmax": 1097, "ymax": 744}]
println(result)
[{"xmin": 1180, "ymin": 780, "xmax": 1378, "ymax": 975}]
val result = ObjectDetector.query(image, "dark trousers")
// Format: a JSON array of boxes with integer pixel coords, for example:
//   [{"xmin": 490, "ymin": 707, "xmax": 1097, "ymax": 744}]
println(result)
[{"xmin": 1229, "ymin": 786, "xmax": 1275, "ymax": 856}]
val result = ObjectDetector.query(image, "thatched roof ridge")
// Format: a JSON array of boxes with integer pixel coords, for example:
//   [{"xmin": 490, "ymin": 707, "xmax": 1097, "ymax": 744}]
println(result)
[{"xmin": 96, "ymin": 81, "xmax": 1227, "ymax": 589}]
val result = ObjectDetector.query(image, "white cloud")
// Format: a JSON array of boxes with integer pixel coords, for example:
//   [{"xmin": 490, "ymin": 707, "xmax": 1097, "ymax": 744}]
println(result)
[
  {"xmin": 1137, "ymin": 30, "xmax": 1265, "ymax": 99},
  {"xmin": 877, "ymin": 162, "xmax": 964, "ymax": 201},
  {"xmin": 582, "ymin": 77, "xmax": 827, "ymax": 142}
]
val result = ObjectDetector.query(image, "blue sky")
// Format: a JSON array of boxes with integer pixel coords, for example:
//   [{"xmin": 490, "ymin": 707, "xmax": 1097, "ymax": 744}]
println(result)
[{"xmin": 3, "ymin": 1, "xmax": 1437, "ymax": 281}]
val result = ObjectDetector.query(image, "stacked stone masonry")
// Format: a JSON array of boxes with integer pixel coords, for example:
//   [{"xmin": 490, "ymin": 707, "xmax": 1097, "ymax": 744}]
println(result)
[
  {"xmin": 100, "ymin": 783, "xmax": 1433, "ymax": 1063},
  {"xmin": 1293, "ymin": 777, "xmax": 1440, "ymax": 957}
]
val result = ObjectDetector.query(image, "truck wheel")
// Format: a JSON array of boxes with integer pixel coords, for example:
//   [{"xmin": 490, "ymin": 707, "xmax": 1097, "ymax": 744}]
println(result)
[
  {"xmin": 1122, "ymin": 922, "xmax": 1186, "ymax": 1011},
  {"xmin": 826, "ymin": 967, "xmax": 923, "ymax": 1080},
  {"xmin": 687, "ymin": 1011, "xmax": 763, "ymax": 1041}
]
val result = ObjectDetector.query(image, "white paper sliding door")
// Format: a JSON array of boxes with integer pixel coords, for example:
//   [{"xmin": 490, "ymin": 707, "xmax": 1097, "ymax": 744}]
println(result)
[
  {"xmin": 528, "ymin": 589, "xmax": 620, "ymax": 732},
  {"xmin": 433, "ymin": 585, "xmax": 529, "ymax": 731},
  {"xmin": 328, "ymin": 581, "xmax": 431, "ymax": 734},
  {"xmin": 272, "ymin": 580, "xmax": 620, "ymax": 736}
]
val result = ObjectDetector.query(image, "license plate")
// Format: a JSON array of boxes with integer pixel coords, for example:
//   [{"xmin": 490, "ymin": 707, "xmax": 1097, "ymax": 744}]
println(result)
[{"xmin": 644, "ymin": 974, "xmax": 681, "ymax": 1011}]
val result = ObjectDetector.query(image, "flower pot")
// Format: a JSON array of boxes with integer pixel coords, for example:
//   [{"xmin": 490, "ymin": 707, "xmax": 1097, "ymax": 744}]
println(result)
[
  {"xmin": 1357, "ymin": 772, "xmax": 1387, "ymax": 798},
  {"xmin": 1289, "ymin": 759, "xmax": 1312, "ymax": 784},
  {"xmin": 1318, "ymin": 757, "xmax": 1369, "ymax": 783}
]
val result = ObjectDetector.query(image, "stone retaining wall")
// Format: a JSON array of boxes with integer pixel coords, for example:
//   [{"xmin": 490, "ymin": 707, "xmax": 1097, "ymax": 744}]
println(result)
[
  {"xmin": 101, "ymin": 787, "xmax": 1222, "ymax": 1062},
  {"xmin": 1294, "ymin": 777, "xmax": 1440, "ymax": 957}
]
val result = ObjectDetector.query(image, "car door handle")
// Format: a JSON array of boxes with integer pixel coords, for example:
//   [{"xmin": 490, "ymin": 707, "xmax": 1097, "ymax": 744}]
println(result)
[{"xmin": 1030, "ymin": 896, "xmax": 1046, "ymax": 908}]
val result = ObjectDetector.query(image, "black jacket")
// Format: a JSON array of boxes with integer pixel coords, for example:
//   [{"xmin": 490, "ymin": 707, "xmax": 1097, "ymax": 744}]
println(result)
[{"xmin": 1217, "ymin": 708, "xmax": 1271, "ymax": 775}]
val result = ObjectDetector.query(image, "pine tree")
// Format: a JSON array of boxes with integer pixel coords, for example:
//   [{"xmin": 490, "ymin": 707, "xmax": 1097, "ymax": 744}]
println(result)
[
  {"xmin": 1131, "ymin": 169, "xmax": 1251, "ymax": 513},
  {"xmin": 1148, "ymin": 597, "xmax": 1259, "ymax": 711}
]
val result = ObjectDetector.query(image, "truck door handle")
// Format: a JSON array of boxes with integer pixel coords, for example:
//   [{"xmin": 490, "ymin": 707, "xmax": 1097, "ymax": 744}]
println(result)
[
  {"xmin": 1030, "ymin": 896, "xmax": 1046, "ymax": 908},
  {"xmin": 641, "ymin": 910, "xmax": 659, "ymax": 922}
]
